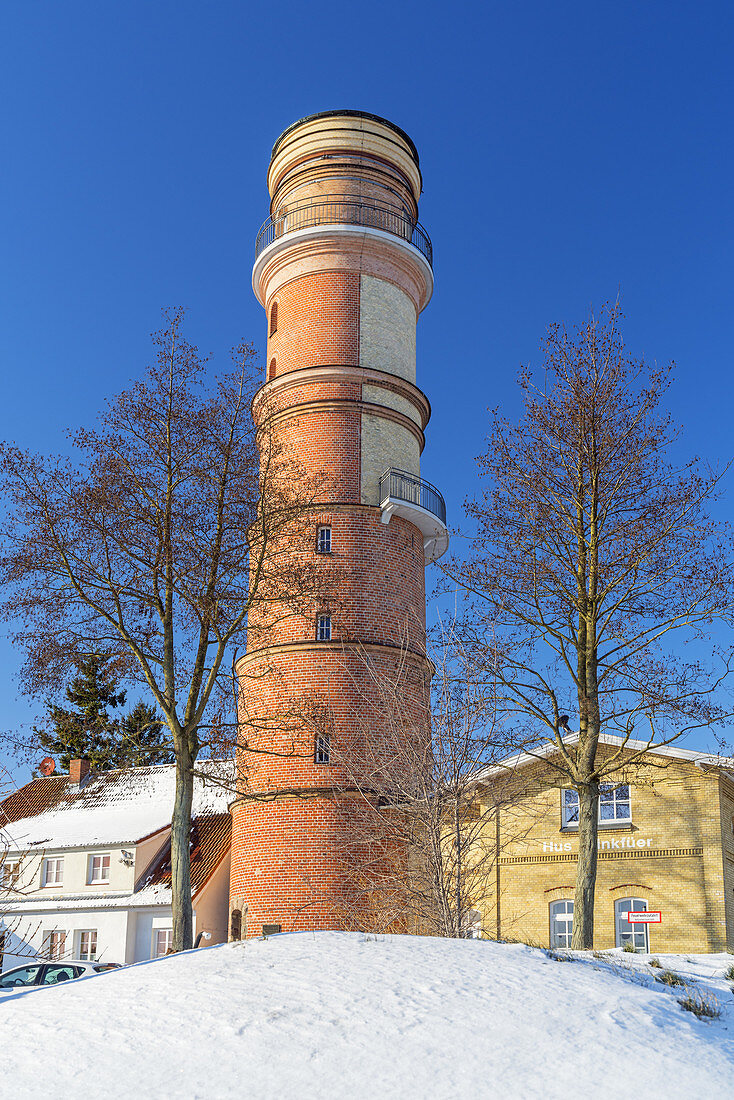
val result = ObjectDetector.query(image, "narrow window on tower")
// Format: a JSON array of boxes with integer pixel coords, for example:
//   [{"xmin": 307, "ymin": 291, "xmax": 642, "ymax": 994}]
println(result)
[
  {"xmin": 316, "ymin": 614, "xmax": 331, "ymax": 642},
  {"xmin": 314, "ymin": 732, "xmax": 331, "ymax": 765},
  {"xmin": 316, "ymin": 525, "xmax": 332, "ymax": 554},
  {"xmin": 269, "ymin": 301, "xmax": 278, "ymax": 336},
  {"xmin": 268, "ymin": 358, "xmax": 276, "ymax": 380}
]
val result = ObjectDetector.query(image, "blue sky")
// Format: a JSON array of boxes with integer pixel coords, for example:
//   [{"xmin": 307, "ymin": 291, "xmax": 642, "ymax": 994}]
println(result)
[{"xmin": 1, "ymin": 1, "xmax": 732, "ymax": 776}]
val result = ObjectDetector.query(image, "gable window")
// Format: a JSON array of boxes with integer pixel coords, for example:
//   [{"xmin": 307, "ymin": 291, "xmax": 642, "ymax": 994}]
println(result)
[
  {"xmin": 42, "ymin": 858, "xmax": 64, "ymax": 887},
  {"xmin": 42, "ymin": 929, "xmax": 67, "ymax": 960},
  {"xmin": 1, "ymin": 860, "xmax": 20, "ymax": 889},
  {"xmin": 562, "ymin": 784, "xmax": 631, "ymax": 828},
  {"xmin": 549, "ymin": 899, "xmax": 574, "ymax": 948},
  {"xmin": 269, "ymin": 301, "xmax": 278, "ymax": 336},
  {"xmin": 88, "ymin": 854, "xmax": 111, "ymax": 884},
  {"xmin": 77, "ymin": 930, "xmax": 98, "ymax": 961},
  {"xmin": 316, "ymin": 614, "xmax": 332, "ymax": 642},
  {"xmin": 154, "ymin": 929, "xmax": 173, "ymax": 957},
  {"xmin": 314, "ymin": 733, "xmax": 331, "ymax": 765},
  {"xmin": 615, "ymin": 897, "xmax": 649, "ymax": 951},
  {"xmin": 316, "ymin": 525, "xmax": 332, "ymax": 554}
]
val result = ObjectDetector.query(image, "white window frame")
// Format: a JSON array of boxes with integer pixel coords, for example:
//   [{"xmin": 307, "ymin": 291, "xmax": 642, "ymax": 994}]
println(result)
[
  {"xmin": 562, "ymin": 784, "xmax": 632, "ymax": 828},
  {"xmin": 153, "ymin": 928, "xmax": 173, "ymax": 958},
  {"xmin": 549, "ymin": 899, "xmax": 574, "ymax": 948},
  {"xmin": 76, "ymin": 929, "xmax": 98, "ymax": 961},
  {"xmin": 316, "ymin": 525, "xmax": 332, "ymax": 554},
  {"xmin": 615, "ymin": 896, "xmax": 649, "ymax": 951},
  {"xmin": 42, "ymin": 857, "xmax": 64, "ymax": 887},
  {"xmin": 42, "ymin": 929, "xmax": 67, "ymax": 960},
  {"xmin": 316, "ymin": 614, "xmax": 332, "ymax": 642},
  {"xmin": 87, "ymin": 853, "xmax": 111, "ymax": 884}
]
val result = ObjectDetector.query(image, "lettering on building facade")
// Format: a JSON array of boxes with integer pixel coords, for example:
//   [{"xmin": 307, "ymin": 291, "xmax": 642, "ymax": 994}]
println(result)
[{"xmin": 541, "ymin": 837, "xmax": 654, "ymax": 853}]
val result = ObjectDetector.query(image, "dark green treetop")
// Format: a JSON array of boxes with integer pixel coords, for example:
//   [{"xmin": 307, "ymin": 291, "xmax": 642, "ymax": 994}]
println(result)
[{"xmin": 34, "ymin": 654, "xmax": 173, "ymax": 771}]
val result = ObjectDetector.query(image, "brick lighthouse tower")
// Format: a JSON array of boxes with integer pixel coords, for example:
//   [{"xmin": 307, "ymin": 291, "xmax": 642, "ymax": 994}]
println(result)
[{"xmin": 228, "ymin": 110, "xmax": 447, "ymax": 937}]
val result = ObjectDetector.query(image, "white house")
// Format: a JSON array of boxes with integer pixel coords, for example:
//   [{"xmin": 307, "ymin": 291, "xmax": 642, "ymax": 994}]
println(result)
[{"xmin": 0, "ymin": 758, "xmax": 233, "ymax": 969}]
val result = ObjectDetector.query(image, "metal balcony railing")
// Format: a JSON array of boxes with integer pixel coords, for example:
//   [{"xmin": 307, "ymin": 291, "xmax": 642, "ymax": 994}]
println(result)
[
  {"xmin": 255, "ymin": 198, "xmax": 433, "ymax": 267},
  {"xmin": 379, "ymin": 468, "xmax": 446, "ymax": 526}
]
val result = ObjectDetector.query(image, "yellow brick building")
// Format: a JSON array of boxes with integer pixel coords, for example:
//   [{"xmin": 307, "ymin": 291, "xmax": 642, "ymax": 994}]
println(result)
[{"xmin": 473, "ymin": 736, "xmax": 734, "ymax": 953}]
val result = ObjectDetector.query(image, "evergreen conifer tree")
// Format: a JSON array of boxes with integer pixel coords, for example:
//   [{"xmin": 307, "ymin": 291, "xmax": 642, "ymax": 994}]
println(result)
[{"xmin": 34, "ymin": 654, "xmax": 173, "ymax": 771}]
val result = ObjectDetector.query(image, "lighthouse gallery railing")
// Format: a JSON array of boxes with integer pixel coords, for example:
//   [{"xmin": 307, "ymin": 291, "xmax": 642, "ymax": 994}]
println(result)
[
  {"xmin": 379, "ymin": 468, "xmax": 446, "ymax": 526},
  {"xmin": 255, "ymin": 199, "xmax": 432, "ymax": 267}
]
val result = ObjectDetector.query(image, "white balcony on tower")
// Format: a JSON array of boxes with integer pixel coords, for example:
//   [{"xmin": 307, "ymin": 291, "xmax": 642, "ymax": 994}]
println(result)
[{"xmin": 379, "ymin": 468, "xmax": 449, "ymax": 564}]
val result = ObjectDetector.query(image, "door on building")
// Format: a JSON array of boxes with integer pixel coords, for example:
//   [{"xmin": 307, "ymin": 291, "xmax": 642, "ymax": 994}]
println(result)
[
  {"xmin": 549, "ymin": 899, "xmax": 574, "ymax": 948},
  {"xmin": 615, "ymin": 897, "xmax": 649, "ymax": 951}
]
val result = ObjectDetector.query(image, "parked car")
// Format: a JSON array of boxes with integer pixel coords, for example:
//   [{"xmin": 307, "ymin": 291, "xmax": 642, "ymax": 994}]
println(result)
[{"xmin": 0, "ymin": 960, "xmax": 120, "ymax": 1000}]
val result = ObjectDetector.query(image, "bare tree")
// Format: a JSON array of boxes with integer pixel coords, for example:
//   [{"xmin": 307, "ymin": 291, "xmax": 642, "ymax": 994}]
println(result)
[
  {"xmin": 0, "ymin": 309, "xmax": 328, "ymax": 951},
  {"xmin": 448, "ymin": 301, "xmax": 734, "ymax": 947},
  {"xmin": 327, "ymin": 631, "xmax": 534, "ymax": 937}
]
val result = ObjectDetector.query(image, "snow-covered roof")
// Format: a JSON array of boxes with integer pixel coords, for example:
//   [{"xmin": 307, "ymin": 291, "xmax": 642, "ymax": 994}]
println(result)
[
  {"xmin": 1, "ymin": 761, "xmax": 235, "ymax": 851},
  {"xmin": 1, "ymin": 885, "xmax": 175, "ymax": 912},
  {"xmin": 474, "ymin": 732, "xmax": 734, "ymax": 785}
]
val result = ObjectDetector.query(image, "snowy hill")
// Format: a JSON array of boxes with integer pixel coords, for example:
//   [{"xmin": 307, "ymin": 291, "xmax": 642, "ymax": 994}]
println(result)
[{"xmin": 2, "ymin": 933, "xmax": 733, "ymax": 1099}]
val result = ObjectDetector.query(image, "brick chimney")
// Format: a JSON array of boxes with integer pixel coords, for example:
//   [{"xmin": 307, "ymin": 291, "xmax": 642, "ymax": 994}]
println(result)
[{"xmin": 69, "ymin": 758, "xmax": 91, "ymax": 787}]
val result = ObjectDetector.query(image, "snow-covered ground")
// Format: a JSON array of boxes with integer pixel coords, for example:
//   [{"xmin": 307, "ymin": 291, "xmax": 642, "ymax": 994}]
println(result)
[{"xmin": 2, "ymin": 933, "xmax": 733, "ymax": 1099}]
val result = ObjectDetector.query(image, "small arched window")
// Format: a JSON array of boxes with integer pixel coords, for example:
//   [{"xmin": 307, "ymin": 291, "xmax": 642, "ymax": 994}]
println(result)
[
  {"xmin": 268, "ymin": 358, "xmax": 276, "ymax": 380},
  {"xmin": 269, "ymin": 301, "xmax": 278, "ymax": 336},
  {"xmin": 316, "ymin": 525, "xmax": 332, "ymax": 553},
  {"xmin": 316, "ymin": 614, "xmax": 331, "ymax": 642},
  {"xmin": 230, "ymin": 908, "xmax": 242, "ymax": 942},
  {"xmin": 549, "ymin": 899, "xmax": 574, "ymax": 948},
  {"xmin": 314, "ymin": 733, "xmax": 331, "ymax": 765}
]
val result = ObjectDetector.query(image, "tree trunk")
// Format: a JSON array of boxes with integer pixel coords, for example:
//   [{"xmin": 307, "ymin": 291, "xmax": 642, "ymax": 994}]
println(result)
[
  {"xmin": 454, "ymin": 801, "xmax": 462, "ymax": 938},
  {"xmin": 171, "ymin": 749, "xmax": 194, "ymax": 952},
  {"xmin": 571, "ymin": 779, "xmax": 599, "ymax": 949}
]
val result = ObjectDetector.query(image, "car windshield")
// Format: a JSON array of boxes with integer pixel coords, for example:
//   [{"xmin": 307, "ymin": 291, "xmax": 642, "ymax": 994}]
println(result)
[{"xmin": 0, "ymin": 965, "xmax": 42, "ymax": 989}]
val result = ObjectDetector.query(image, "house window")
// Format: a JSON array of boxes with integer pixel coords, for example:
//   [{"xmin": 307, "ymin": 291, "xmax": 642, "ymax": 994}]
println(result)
[
  {"xmin": 42, "ymin": 929, "xmax": 67, "ymax": 960},
  {"xmin": 315, "ymin": 733, "xmax": 331, "ymax": 765},
  {"xmin": 316, "ymin": 614, "xmax": 331, "ymax": 642},
  {"xmin": 42, "ymin": 858, "xmax": 64, "ymax": 887},
  {"xmin": 269, "ymin": 301, "xmax": 278, "ymax": 335},
  {"xmin": 615, "ymin": 897, "xmax": 649, "ymax": 951},
  {"xmin": 88, "ymin": 854, "xmax": 111, "ymax": 884},
  {"xmin": 77, "ymin": 930, "xmax": 98, "ymax": 961},
  {"xmin": 549, "ymin": 899, "xmax": 574, "ymax": 948},
  {"xmin": 462, "ymin": 910, "xmax": 482, "ymax": 939},
  {"xmin": 154, "ymin": 929, "xmax": 173, "ymax": 957},
  {"xmin": 562, "ymin": 789, "xmax": 580, "ymax": 827},
  {"xmin": 1, "ymin": 860, "xmax": 20, "ymax": 889},
  {"xmin": 316, "ymin": 525, "xmax": 332, "ymax": 554},
  {"xmin": 562, "ymin": 784, "xmax": 631, "ymax": 828},
  {"xmin": 599, "ymin": 784, "xmax": 631, "ymax": 823}
]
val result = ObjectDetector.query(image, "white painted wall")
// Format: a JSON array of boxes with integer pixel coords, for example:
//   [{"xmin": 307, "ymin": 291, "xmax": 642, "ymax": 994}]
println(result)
[{"xmin": 1, "ymin": 908, "xmax": 131, "ymax": 969}]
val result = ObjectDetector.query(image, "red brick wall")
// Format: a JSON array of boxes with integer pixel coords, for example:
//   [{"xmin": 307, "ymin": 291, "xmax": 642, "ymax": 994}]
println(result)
[
  {"xmin": 231, "ymin": 167, "xmax": 431, "ymax": 934},
  {"xmin": 266, "ymin": 272, "xmax": 359, "ymax": 379},
  {"xmin": 230, "ymin": 795, "xmax": 369, "ymax": 933}
]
